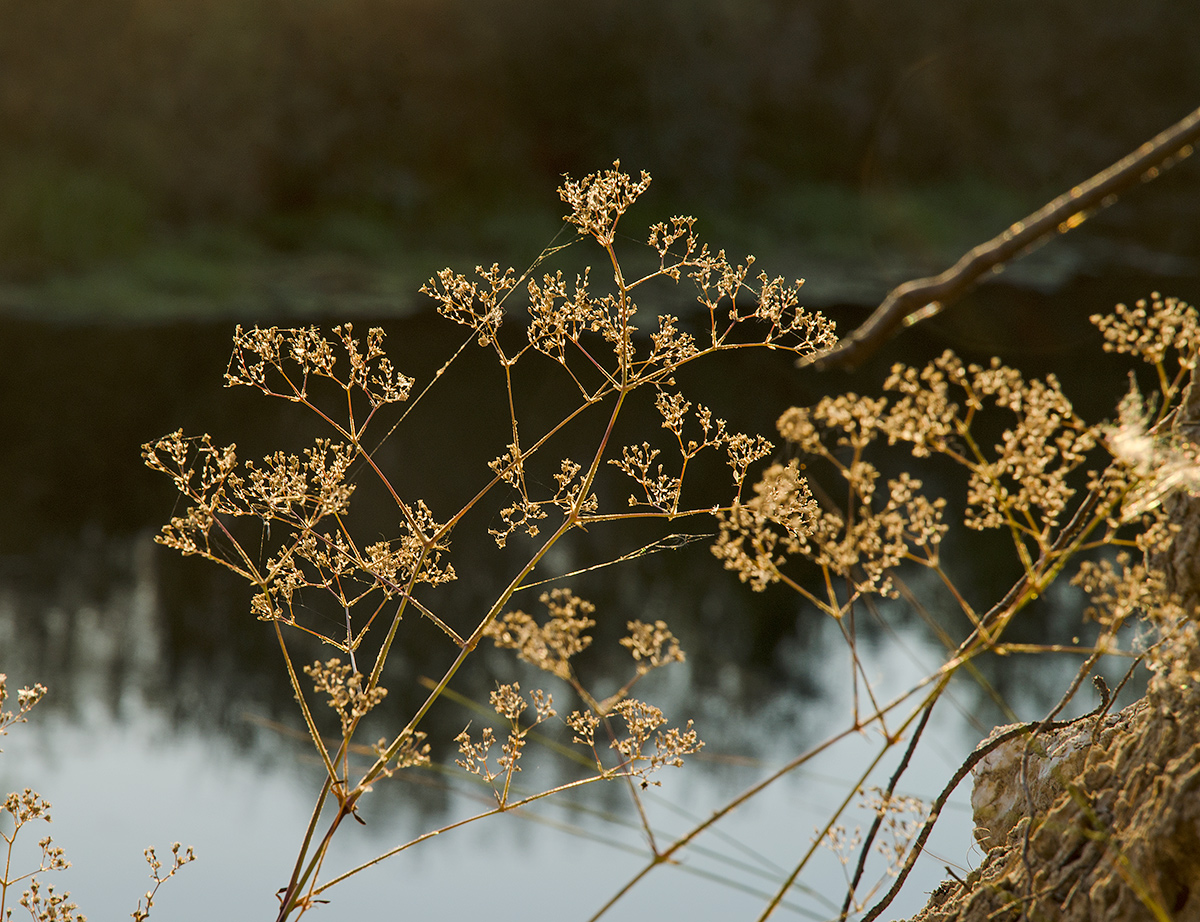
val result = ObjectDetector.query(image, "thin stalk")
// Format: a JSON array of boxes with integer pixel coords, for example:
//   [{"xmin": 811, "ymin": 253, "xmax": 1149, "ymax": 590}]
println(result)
[
  {"xmin": 313, "ymin": 771, "xmax": 633, "ymax": 894},
  {"xmin": 272, "ymin": 618, "xmax": 338, "ymax": 783},
  {"xmin": 839, "ymin": 700, "xmax": 937, "ymax": 920},
  {"xmin": 756, "ymin": 712, "xmax": 908, "ymax": 922},
  {"xmin": 587, "ymin": 666, "xmax": 959, "ymax": 922},
  {"xmin": 275, "ymin": 774, "xmax": 334, "ymax": 919}
]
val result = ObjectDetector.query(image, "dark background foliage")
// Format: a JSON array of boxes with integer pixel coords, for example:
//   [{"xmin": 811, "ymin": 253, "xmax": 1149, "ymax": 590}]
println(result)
[
  {"xmin": 1, "ymin": 10, "xmax": 1195, "ymax": 916},
  {"xmin": 1, "ymin": 0, "xmax": 1196, "ymax": 290}
]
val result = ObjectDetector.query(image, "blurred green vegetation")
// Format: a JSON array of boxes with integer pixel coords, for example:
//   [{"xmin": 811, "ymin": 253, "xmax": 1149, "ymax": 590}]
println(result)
[
  {"xmin": 0, "ymin": 0, "xmax": 1196, "ymax": 318},
  {"xmin": 0, "ymin": 155, "xmax": 151, "ymax": 275}
]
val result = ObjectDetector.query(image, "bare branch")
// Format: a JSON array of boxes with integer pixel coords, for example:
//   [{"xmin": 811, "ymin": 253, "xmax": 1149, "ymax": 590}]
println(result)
[{"xmin": 805, "ymin": 105, "xmax": 1200, "ymax": 371}]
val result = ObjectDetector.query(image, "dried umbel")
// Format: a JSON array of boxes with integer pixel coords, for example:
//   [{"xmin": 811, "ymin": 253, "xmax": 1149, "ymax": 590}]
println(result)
[
  {"xmin": 1091, "ymin": 291, "xmax": 1199, "ymax": 368},
  {"xmin": 0, "ymin": 674, "xmax": 46, "ymax": 736},
  {"xmin": 619, "ymin": 619, "xmax": 685, "ymax": 673},
  {"xmin": 144, "ymin": 163, "xmax": 829, "ymax": 919},
  {"xmin": 714, "ymin": 347, "xmax": 1116, "ymax": 616},
  {"xmin": 482, "ymin": 590, "xmax": 699, "ymax": 784},
  {"xmin": 696, "ymin": 296, "xmax": 1200, "ymax": 922},
  {"xmin": 1, "ymin": 676, "xmax": 194, "ymax": 921},
  {"xmin": 608, "ymin": 698, "xmax": 703, "ymax": 783},
  {"xmin": 451, "ymin": 682, "xmax": 558, "ymax": 806},
  {"xmin": 225, "ymin": 323, "xmax": 414, "ymax": 409},
  {"xmin": 304, "ymin": 659, "xmax": 388, "ymax": 735},
  {"xmin": 558, "ymin": 162, "xmax": 652, "ymax": 245},
  {"xmin": 131, "ymin": 844, "xmax": 196, "ymax": 922},
  {"xmin": 484, "ymin": 589, "xmax": 597, "ymax": 682}
]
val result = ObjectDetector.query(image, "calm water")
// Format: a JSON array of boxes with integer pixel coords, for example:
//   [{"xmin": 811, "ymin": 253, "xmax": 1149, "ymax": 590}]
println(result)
[{"xmin": 1, "ymin": 270, "xmax": 1190, "ymax": 919}]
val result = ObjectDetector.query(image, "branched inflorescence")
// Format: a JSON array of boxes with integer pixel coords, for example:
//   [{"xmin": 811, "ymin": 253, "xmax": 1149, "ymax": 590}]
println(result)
[
  {"xmin": 480, "ymin": 589, "xmax": 700, "ymax": 792},
  {"xmin": 712, "ymin": 348, "xmax": 1114, "ymax": 612},
  {"xmin": 144, "ymin": 163, "xmax": 834, "ymax": 919},
  {"xmin": 124, "ymin": 140, "xmax": 1200, "ymax": 922},
  {"xmin": 702, "ymin": 294, "xmax": 1200, "ymax": 922},
  {"xmin": 1, "ymin": 677, "xmax": 193, "ymax": 921},
  {"xmin": 1, "ymin": 676, "xmax": 84, "ymax": 922}
]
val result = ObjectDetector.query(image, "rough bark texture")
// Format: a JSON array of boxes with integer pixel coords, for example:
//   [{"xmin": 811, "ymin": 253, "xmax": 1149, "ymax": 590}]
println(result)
[
  {"xmin": 1154, "ymin": 368, "xmax": 1200, "ymax": 615},
  {"xmin": 906, "ymin": 367, "xmax": 1200, "ymax": 922},
  {"xmin": 907, "ymin": 654, "xmax": 1200, "ymax": 922}
]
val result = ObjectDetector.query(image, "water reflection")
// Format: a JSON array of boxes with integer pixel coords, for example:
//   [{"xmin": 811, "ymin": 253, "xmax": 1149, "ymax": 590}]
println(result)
[
  {"xmin": 1, "ymin": 532, "xmax": 986, "ymax": 920},
  {"xmin": 1, "ymin": 274, "xmax": 1184, "ymax": 919}
]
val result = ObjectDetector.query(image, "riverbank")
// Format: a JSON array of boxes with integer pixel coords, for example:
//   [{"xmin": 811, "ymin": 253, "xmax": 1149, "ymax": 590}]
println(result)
[{"xmin": 1, "ymin": 177, "xmax": 1194, "ymax": 325}]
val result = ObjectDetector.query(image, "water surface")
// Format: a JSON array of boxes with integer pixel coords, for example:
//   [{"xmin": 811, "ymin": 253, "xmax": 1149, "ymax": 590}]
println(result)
[{"xmin": 2, "ymin": 272, "xmax": 1186, "ymax": 918}]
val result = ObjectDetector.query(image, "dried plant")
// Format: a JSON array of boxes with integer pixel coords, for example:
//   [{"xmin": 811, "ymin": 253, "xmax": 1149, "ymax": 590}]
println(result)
[
  {"xmin": 0, "ymin": 676, "xmax": 192, "ymax": 922},
  {"xmin": 139, "ymin": 156, "xmax": 1198, "ymax": 919},
  {"xmin": 144, "ymin": 163, "xmax": 834, "ymax": 919},
  {"xmin": 129, "ymin": 845, "xmax": 196, "ymax": 922},
  {"xmin": 585, "ymin": 294, "xmax": 1200, "ymax": 922}
]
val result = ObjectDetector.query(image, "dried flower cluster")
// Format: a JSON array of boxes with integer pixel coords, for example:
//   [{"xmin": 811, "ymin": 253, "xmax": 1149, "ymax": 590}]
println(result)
[
  {"xmin": 712, "ymin": 347, "xmax": 1112, "ymax": 614},
  {"xmin": 1, "ymin": 677, "xmax": 193, "ymax": 921},
  {"xmin": 370, "ymin": 731, "xmax": 432, "ymax": 777},
  {"xmin": 16, "ymin": 880, "xmax": 84, "ymax": 922},
  {"xmin": 619, "ymin": 619, "xmax": 685, "ymax": 673},
  {"xmin": 558, "ymin": 162, "xmax": 653, "ymax": 245},
  {"xmin": 453, "ymin": 682, "xmax": 558, "ymax": 806},
  {"xmin": 608, "ymin": 698, "xmax": 703, "ymax": 787},
  {"xmin": 872, "ymin": 352, "xmax": 1095, "ymax": 536},
  {"xmin": 1, "ymin": 676, "xmax": 82, "ymax": 922},
  {"xmin": 609, "ymin": 393, "xmax": 774, "ymax": 515},
  {"xmin": 145, "ymin": 164, "xmax": 830, "ymax": 918},
  {"xmin": 484, "ymin": 589, "xmax": 597, "ymax": 682},
  {"xmin": 304, "ymin": 659, "xmax": 388, "ymax": 735},
  {"xmin": 820, "ymin": 788, "xmax": 928, "ymax": 882},
  {"xmin": 0, "ymin": 675, "xmax": 46, "ymax": 737},
  {"xmin": 130, "ymin": 844, "xmax": 197, "ymax": 922},
  {"xmin": 482, "ymin": 591, "xmax": 699, "ymax": 789},
  {"xmin": 225, "ymin": 323, "xmax": 414, "ymax": 410},
  {"xmin": 1091, "ymin": 291, "xmax": 1199, "ymax": 368}
]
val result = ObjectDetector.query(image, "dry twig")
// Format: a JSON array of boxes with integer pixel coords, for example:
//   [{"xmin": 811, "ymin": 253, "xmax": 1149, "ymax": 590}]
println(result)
[{"xmin": 805, "ymin": 105, "xmax": 1200, "ymax": 371}]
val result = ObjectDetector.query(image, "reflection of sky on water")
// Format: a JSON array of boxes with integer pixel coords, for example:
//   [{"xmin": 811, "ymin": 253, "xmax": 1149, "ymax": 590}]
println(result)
[
  {"xmin": 0, "ymin": 278, "xmax": 1175, "ymax": 919},
  {"xmin": 1, "ymin": 560, "xmax": 983, "ymax": 922},
  {"xmin": 0, "ymin": 529, "xmax": 1145, "ymax": 921}
]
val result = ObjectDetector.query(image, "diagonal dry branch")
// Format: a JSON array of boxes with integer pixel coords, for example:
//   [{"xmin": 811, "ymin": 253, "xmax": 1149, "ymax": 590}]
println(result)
[{"xmin": 804, "ymin": 104, "xmax": 1200, "ymax": 371}]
